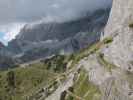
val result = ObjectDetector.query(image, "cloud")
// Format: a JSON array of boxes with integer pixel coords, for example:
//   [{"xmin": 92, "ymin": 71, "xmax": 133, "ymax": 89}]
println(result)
[
  {"xmin": 0, "ymin": 23, "xmax": 25, "ymax": 45},
  {"xmin": 0, "ymin": 0, "xmax": 112, "ymax": 44},
  {"xmin": 0, "ymin": 0, "xmax": 112, "ymax": 24}
]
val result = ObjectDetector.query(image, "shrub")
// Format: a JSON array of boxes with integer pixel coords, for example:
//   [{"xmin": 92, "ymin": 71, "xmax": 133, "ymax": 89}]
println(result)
[
  {"xmin": 129, "ymin": 23, "xmax": 133, "ymax": 28},
  {"xmin": 97, "ymin": 52, "xmax": 116, "ymax": 72},
  {"xmin": 103, "ymin": 37, "xmax": 113, "ymax": 44},
  {"xmin": 7, "ymin": 71, "xmax": 16, "ymax": 88}
]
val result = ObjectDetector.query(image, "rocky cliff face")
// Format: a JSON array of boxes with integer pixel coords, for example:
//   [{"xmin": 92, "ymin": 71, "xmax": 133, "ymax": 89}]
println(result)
[
  {"xmin": 77, "ymin": 0, "xmax": 133, "ymax": 99},
  {"xmin": 104, "ymin": 0, "xmax": 133, "ymax": 71}
]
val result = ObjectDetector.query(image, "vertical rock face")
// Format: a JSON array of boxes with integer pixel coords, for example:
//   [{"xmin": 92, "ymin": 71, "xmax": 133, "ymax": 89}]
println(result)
[{"xmin": 104, "ymin": 0, "xmax": 133, "ymax": 70}]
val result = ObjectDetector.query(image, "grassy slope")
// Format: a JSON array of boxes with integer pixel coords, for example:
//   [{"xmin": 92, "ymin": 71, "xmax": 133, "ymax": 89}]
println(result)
[
  {"xmin": 74, "ymin": 69, "xmax": 101, "ymax": 100},
  {"xmin": 0, "ymin": 63, "xmax": 57, "ymax": 100},
  {"xmin": 65, "ymin": 69, "xmax": 101, "ymax": 100},
  {"xmin": 0, "ymin": 36, "xmax": 113, "ymax": 100}
]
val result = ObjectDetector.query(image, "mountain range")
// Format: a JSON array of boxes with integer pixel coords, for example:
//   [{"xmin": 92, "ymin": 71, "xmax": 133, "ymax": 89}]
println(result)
[{"xmin": 0, "ymin": 8, "xmax": 110, "ymax": 67}]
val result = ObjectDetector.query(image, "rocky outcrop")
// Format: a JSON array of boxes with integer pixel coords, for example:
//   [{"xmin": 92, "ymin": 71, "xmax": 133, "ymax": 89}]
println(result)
[
  {"xmin": 104, "ymin": 0, "xmax": 133, "ymax": 71},
  {"xmin": 89, "ymin": 0, "xmax": 133, "ymax": 99}
]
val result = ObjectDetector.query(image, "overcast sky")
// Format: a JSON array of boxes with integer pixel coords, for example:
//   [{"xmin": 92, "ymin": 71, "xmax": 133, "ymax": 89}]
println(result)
[{"xmin": 0, "ymin": 0, "xmax": 112, "ymax": 45}]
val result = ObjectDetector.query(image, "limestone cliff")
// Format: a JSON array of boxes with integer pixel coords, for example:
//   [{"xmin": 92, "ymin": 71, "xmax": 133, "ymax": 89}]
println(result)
[{"xmin": 104, "ymin": 0, "xmax": 133, "ymax": 71}]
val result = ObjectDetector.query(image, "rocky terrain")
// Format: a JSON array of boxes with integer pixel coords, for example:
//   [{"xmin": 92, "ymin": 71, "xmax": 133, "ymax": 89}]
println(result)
[{"xmin": 104, "ymin": 0, "xmax": 133, "ymax": 71}]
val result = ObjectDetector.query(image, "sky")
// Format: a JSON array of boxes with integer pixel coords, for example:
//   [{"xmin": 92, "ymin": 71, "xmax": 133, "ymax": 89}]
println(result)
[{"xmin": 0, "ymin": 0, "xmax": 112, "ymax": 45}]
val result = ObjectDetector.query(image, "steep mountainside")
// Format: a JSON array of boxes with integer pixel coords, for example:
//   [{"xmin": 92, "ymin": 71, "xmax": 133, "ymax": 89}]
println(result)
[
  {"xmin": 0, "ymin": 42, "xmax": 17, "ymax": 69},
  {"xmin": 16, "ymin": 8, "xmax": 109, "ymax": 43},
  {"xmin": 0, "ymin": 8, "xmax": 111, "ymax": 70},
  {"xmin": 104, "ymin": 0, "xmax": 133, "ymax": 71},
  {"xmin": 6, "ymin": 8, "xmax": 110, "ymax": 61}
]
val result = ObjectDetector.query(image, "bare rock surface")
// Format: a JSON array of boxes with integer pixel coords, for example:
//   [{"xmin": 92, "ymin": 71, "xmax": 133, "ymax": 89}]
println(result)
[
  {"xmin": 79, "ymin": 54, "xmax": 111, "ymax": 85},
  {"xmin": 104, "ymin": 0, "xmax": 133, "ymax": 70}
]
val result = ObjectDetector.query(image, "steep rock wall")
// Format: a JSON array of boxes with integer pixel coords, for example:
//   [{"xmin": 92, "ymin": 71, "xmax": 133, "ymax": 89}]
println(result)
[{"xmin": 103, "ymin": 0, "xmax": 133, "ymax": 71}]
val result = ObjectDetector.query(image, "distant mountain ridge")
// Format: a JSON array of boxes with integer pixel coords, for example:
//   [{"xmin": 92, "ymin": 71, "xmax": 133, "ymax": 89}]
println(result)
[{"xmin": 0, "ymin": 8, "xmax": 110, "ymax": 66}]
